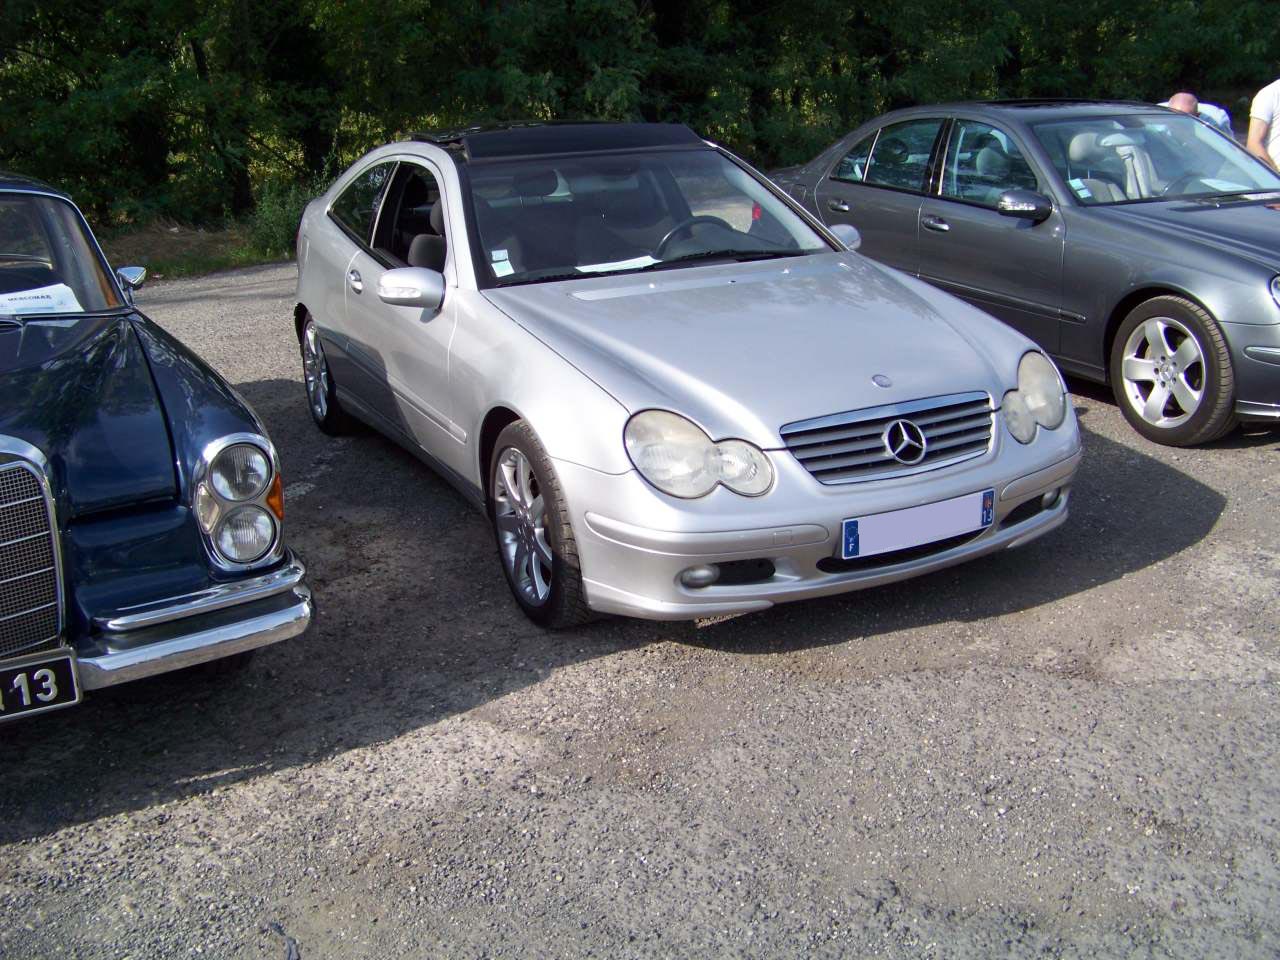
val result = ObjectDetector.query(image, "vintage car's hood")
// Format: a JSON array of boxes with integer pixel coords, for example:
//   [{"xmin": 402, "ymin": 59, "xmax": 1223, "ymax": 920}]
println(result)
[
  {"xmin": 0, "ymin": 313, "xmax": 176, "ymax": 516},
  {"xmin": 1094, "ymin": 194, "xmax": 1280, "ymax": 269},
  {"xmin": 484, "ymin": 253, "xmax": 1029, "ymax": 448}
]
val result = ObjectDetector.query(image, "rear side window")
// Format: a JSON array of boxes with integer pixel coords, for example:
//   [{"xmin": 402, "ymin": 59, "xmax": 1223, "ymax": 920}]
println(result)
[
  {"xmin": 863, "ymin": 118, "xmax": 943, "ymax": 193},
  {"xmin": 830, "ymin": 134, "xmax": 875, "ymax": 184},
  {"xmin": 330, "ymin": 162, "xmax": 396, "ymax": 244}
]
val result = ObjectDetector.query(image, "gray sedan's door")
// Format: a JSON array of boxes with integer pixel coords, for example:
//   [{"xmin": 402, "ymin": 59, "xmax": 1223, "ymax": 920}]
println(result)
[
  {"xmin": 918, "ymin": 119, "xmax": 1065, "ymax": 353},
  {"xmin": 813, "ymin": 117, "xmax": 945, "ymax": 275}
]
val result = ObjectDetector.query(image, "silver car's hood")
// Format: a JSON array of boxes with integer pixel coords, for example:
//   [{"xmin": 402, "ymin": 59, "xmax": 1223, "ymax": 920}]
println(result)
[{"xmin": 483, "ymin": 254, "xmax": 1028, "ymax": 448}]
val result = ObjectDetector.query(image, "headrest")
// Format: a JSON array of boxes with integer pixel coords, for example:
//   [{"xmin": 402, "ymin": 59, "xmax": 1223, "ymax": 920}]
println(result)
[
  {"xmin": 429, "ymin": 199, "xmax": 444, "ymax": 235},
  {"xmin": 1068, "ymin": 132, "xmax": 1102, "ymax": 164},
  {"xmin": 513, "ymin": 169, "xmax": 559, "ymax": 198},
  {"xmin": 876, "ymin": 138, "xmax": 908, "ymax": 165},
  {"xmin": 408, "ymin": 233, "xmax": 447, "ymax": 272},
  {"xmin": 975, "ymin": 144, "xmax": 1010, "ymax": 179}
]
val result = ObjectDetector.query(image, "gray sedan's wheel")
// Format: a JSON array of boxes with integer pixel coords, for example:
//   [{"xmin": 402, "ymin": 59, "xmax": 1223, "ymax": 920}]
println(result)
[
  {"xmin": 1109, "ymin": 296, "xmax": 1236, "ymax": 446},
  {"xmin": 489, "ymin": 421, "xmax": 593, "ymax": 629},
  {"xmin": 300, "ymin": 315, "xmax": 350, "ymax": 435}
]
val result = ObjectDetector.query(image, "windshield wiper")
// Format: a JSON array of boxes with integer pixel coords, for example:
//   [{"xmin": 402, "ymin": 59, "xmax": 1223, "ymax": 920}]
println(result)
[{"xmin": 635, "ymin": 249, "xmax": 803, "ymax": 272}]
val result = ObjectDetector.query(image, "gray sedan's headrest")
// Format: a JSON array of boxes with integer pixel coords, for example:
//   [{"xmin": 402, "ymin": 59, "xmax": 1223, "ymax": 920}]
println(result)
[
  {"xmin": 976, "ymin": 144, "xmax": 1010, "ymax": 179},
  {"xmin": 1068, "ymin": 132, "xmax": 1103, "ymax": 164}
]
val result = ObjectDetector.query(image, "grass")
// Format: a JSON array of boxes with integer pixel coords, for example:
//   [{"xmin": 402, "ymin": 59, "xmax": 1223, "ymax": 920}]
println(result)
[{"xmin": 98, "ymin": 219, "xmax": 288, "ymax": 280}]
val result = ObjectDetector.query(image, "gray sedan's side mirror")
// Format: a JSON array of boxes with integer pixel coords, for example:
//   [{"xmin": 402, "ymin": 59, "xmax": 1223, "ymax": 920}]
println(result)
[
  {"xmin": 377, "ymin": 267, "xmax": 444, "ymax": 311},
  {"xmin": 117, "ymin": 266, "xmax": 146, "ymax": 303},
  {"xmin": 829, "ymin": 223, "xmax": 862, "ymax": 251},
  {"xmin": 996, "ymin": 190, "xmax": 1053, "ymax": 224}
]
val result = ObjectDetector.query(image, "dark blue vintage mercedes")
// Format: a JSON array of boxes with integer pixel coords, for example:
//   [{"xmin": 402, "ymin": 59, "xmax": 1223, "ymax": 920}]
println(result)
[{"xmin": 0, "ymin": 172, "xmax": 311, "ymax": 723}]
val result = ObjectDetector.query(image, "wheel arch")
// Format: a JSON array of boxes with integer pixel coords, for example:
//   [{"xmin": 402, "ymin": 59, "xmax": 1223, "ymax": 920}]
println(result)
[
  {"xmin": 478, "ymin": 405, "xmax": 522, "ymax": 501},
  {"xmin": 1102, "ymin": 286, "xmax": 1213, "ymax": 383},
  {"xmin": 293, "ymin": 303, "xmax": 308, "ymax": 343}
]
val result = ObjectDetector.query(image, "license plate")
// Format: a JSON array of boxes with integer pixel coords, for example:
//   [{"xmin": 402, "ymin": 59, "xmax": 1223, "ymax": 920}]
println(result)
[
  {"xmin": 0, "ymin": 653, "xmax": 81, "ymax": 723},
  {"xmin": 842, "ymin": 489, "xmax": 995, "ymax": 560}
]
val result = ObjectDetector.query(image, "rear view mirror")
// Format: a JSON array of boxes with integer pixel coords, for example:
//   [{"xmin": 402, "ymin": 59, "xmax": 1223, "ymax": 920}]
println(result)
[
  {"xmin": 996, "ymin": 190, "xmax": 1053, "ymax": 224},
  {"xmin": 829, "ymin": 223, "xmax": 862, "ymax": 251},
  {"xmin": 117, "ymin": 266, "xmax": 146, "ymax": 303},
  {"xmin": 377, "ymin": 267, "xmax": 444, "ymax": 311}
]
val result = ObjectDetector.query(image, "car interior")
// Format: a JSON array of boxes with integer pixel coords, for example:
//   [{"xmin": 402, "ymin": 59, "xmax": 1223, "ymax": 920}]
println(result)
[
  {"xmin": 372, "ymin": 166, "xmax": 447, "ymax": 271},
  {"xmin": 0, "ymin": 197, "xmax": 118, "ymax": 311},
  {"xmin": 942, "ymin": 125, "xmax": 1040, "ymax": 205}
]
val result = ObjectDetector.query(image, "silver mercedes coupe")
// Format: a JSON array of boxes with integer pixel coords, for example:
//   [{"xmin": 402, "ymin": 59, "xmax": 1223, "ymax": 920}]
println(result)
[{"xmin": 293, "ymin": 123, "xmax": 1081, "ymax": 627}]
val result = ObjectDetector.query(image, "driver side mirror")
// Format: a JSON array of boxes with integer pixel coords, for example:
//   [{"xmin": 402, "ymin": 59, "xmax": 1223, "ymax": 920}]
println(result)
[
  {"xmin": 116, "ymin": 266, "xmax": 146, "ymax": 303},
  {"xmin": 377, "ymin": 267, "xmax": 444, "ymax": 311},
  {"xmin": 829, "ymin": 223, "xmax": 862, "ymax": 251},
  {"xmin": 996, "ymin": 190, "xmax": 1053, "ymax": 224}
]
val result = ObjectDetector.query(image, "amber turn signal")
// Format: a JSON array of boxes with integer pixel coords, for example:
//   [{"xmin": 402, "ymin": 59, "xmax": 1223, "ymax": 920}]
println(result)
[{"xmin": 265, "ymin": 473, "xmax": 284, "ymax": 521}]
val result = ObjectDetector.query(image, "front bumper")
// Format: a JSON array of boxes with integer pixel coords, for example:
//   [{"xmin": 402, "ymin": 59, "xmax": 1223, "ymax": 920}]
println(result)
[
  {"xmin": 76, "ymin": 552, "xmax": 312, "ymax": 689},
  {"xmin": 1227, "ymin": 321, "xmax": 1280, "ymax": 419},
  {"xmin": 559, "ymin": 427, "xmax": 1081, "ymax": 621}
]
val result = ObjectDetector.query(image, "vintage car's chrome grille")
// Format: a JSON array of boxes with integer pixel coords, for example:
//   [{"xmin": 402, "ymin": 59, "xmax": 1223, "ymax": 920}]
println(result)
[
  {"xmin": 780, "ymin": 391, "xmax": 994, "ymax": 485},
  {"xmin": 0, "ymin": 461, "xmax": 62, "ymax": 659}
]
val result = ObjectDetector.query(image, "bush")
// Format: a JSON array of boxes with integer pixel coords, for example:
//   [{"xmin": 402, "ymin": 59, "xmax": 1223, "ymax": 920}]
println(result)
[{"xmin": 248, "ymin": 179, "xmax": 320, "ymax": 258}]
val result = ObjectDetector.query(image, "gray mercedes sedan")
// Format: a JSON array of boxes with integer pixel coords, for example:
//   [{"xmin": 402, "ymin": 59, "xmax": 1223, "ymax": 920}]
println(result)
[
  {"xmin": 771, "ymin": 100, "xmax": 1280, "ymax": 446},
  {"xmin": 294, "ymin": 123, "xmax": 1080, "ymax": 626}
]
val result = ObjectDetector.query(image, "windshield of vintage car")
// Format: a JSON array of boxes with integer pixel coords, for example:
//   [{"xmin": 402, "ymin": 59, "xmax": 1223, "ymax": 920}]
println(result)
[
  {"xmin": 466, "ymin": 148, "xmax": 830, "ymax": 284},
  {"xmin": 0, "ymin": 194, "xmax": 122, "ymax": 317},
  {"xmin": 1030, "ymin": 113, "xmax": 1280, "ymax": 205}
]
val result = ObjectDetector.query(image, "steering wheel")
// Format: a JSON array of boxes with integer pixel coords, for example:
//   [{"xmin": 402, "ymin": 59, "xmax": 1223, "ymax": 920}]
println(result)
[
  {"xmin": 655, "ymin": 215, "xmax": 735, "ymax": 258},
  {"xmin": 1161, "ymin": 172, "xmax": 1203, "ymax": 197}
]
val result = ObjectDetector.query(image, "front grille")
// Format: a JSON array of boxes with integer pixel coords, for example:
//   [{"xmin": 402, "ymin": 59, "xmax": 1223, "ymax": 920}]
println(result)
[
  {"xmin": 780, "ymin": 391, "xmax": 994, "ymax": 484},
  {"xmin": 0, "ymin": 460, "xmax": 61, "ymax": 659}
]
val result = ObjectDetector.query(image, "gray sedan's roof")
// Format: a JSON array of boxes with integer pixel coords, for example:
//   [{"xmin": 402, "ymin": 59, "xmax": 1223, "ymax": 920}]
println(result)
[{"xmin": 887, "ymin": 99, "xmax": 1170, "ymax": 124}]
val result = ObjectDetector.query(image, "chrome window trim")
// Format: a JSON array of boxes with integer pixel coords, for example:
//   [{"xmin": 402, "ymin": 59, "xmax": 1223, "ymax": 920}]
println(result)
[
  {"xmin": 0, "ymin": 434, "xmax": 67, "ymax": 657},
  {"xmin": 94, "ymin": 550, "xmax": 306, "ymax": 633},
  {"xmin": 192, "ymin": 432, "xmax": 285, "ymax": 573}
]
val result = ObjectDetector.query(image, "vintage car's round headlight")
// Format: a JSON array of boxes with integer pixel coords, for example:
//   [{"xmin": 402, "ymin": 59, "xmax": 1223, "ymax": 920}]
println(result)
[
  {"xmin": 214, "ymin": 506, "xmax": 276, "ymax": 563},
  {"xmin": 1002, "ymin": 352, "xmax": 1066, "ymax": 444},
  {"xmin": 209, "ymin": 443, "xmax": 271, "ymax": 501},
  {"xmin": 624, "ymin": 410, "xmax": 773, "ymax": 498}
]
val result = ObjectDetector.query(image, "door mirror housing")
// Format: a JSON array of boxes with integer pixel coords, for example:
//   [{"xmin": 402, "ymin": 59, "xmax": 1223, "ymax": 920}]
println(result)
[
  {"xmin": 829, "ymin": 223, "xmax": 862, "ymax": 251},
  {"xmin": 116, "ymin": 266, "xmax": 146, "ymax": 303},
  {"xmin": 377, "ymin": 267, "xmax": 444, "ymax": 310},
  {"xmin": 996, "ymin": 190, "xmax": 1053, "ymax": 223}
]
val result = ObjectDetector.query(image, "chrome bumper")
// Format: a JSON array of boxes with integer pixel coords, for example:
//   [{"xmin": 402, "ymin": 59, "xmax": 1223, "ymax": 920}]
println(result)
[{"xmin": 78, "ymin": 552, "xmax": 312, "ymax": 690}]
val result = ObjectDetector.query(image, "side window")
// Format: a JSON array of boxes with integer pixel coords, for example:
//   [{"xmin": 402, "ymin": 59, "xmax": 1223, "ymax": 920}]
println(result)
[
  {"xmin": 830, "ymin": 134, "xmax": 875, "ymax": 184},
  {"xmin": 940, "ymin": 120, "xmax": 1040, "ymax": 206},
  {"xmin": 375, "ymin": 164, "xmax": 445, "ymax": 267},
  {"xmin": 863, "ymin": 119, "xmax": 943, "ymax": 193},
  {"xmin": 330, "ymin": 161, "xmax": 395, "ymax": 245}
]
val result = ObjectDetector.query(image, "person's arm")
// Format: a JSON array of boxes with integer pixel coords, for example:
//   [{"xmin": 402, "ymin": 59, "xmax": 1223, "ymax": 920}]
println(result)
[{"xmin": 1246, "ymin": 117, "xmax": 1277, "ymax": 171}]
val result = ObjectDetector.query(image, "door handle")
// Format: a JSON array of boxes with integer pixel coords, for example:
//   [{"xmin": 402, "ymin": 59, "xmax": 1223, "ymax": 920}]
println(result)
[
  {"xmin": 827, "ymin": 198, "xmax": 851, "ymax": 213},
  {"xmin": 922, "ymin": 215, "xmax": 950, "ymax": 233},
  {"xmin": 348, "ymin": 269, "xmax": 363, "ymax": 294}
]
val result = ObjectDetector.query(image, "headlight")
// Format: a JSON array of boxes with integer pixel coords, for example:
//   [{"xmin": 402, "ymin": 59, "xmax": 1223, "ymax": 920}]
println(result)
[
  {"xmin": 209, "ymin": 443, "xmax": 271, "ymax": 500},
  {"xmin": 624, "ymin": 411, "xmax": 773, "ymax": 498},
  {"xmin": 214, "ymin": 506, "xmax": 276, "ymax": 563},
  {"xmin": 1002, "ymin": 352, "xmax": 1066, "ymax": 444},
  {"xmin": 195, "ymin": 436, "xmax": 283, "ymax": 567}
]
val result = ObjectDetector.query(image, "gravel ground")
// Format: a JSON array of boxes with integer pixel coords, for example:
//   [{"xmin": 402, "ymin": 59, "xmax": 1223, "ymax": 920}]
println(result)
[{"xmin": 1, "ymin": 262, "xmax": 1278, "ymax": 959}]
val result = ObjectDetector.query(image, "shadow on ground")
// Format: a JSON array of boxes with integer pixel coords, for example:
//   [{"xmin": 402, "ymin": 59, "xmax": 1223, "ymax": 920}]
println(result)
[{"xmin": 0, "ymin": 381, "xmax": 1229, "ymax": 843}]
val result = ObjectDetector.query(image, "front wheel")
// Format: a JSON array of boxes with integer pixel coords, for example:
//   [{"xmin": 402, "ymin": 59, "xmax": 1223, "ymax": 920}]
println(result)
[
  {"xmin": 489, "ymin": 421, "xmax": 593, "ymax": 629},
  {"xmin": 1109, "ymin": 295, "xmax": 1236, "ymax": 446},
  {"xmin": 300, "ymin": 315, "xmax": 352, "ymax": 435}
]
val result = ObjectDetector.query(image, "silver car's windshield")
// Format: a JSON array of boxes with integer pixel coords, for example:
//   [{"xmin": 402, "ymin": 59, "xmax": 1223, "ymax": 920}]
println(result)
[
  {"xmin": 0, "ymin": 194, "xmax": 122, "ymax": 317},
  {"xmin": 466, "ymin": 149, "xmax": 831, "ymax": 285},
  {"xmin": 1030, "ymin": 113, "xmax": 1280, "ymax": 205}
]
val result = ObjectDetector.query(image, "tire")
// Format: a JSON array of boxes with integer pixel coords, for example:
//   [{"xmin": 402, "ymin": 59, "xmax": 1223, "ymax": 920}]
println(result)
[
  {"xmin": 300, "ymin": 314, "xmax": 352, "ymax": 435},
  {"xmin": 1109, "ymin": 295, "xmax": 1237, "ymax": 446},
  {"xmin": 488, "ymin": 421, "xmax": 593, "ymax": 629}
]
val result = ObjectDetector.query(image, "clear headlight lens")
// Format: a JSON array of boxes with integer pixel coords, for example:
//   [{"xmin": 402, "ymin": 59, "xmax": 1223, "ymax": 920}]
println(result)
[
  {"xmin": 194, "ymin": 482, "xmax": 221, "ymax": 532},
  {"xmin": 624, "ymin": 411, "xmax": 773, "ymax": 498},
  {"xmin": 209, "ymin": 443, "xmax": 271, "ymax": 501},
  {"xmin": 1002, "ymin": 352, "xmax": 1066, "ymax": 443},
  {"xmin": 214, "ymin": 506, "xmax": 276, "ymax": 563}
]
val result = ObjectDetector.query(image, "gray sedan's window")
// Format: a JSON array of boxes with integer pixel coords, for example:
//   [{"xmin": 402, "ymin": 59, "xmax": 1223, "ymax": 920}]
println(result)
[
  {"xmin": 863, "ymin": 119, "xmax": 943, "ymax": 193},
  {"xmin": 0, "ymin": 195, "xmax": 121, "ymax": 316},
  {"xmin": 940, "ymin": 120, "xmax": 1039, "ymax": 206},
  {"xmin": 467, "ymin": 149, "xmax": 830, "ymax": 285},
  {"xmin": 831, "ymin": 134, "xmax": 875, "ymax": 183},
  {"xmin": 330, "ymin": 161, "xmax": 395, "ymax": 243},
  {"xmin": 1032, "ymin": 113, "xmax": 1280, "ymax": 204}
]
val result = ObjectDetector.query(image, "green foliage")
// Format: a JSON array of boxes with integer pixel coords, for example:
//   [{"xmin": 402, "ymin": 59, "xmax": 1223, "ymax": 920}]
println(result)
[
  {"xmin": 3, "ymin": 0, "xmax": 1277, "ymax": 228},
  {"xmin": 247, "ymin": 179, "xmax": 320, "ymax": 257}
]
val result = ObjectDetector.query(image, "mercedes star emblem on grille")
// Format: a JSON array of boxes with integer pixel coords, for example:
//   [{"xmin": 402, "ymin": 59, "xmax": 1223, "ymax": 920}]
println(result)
[{"xmin": 883, "ymin": 419, "xmax": 927, "ymax": 465}]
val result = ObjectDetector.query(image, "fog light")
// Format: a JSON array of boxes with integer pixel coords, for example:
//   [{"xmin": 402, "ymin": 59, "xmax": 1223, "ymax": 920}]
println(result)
[
  {"xmin": 1042, "ymin": 488, "xmax": 1060, "ymax": 509},
  {"xmin": 679, "ymin": 564, "xmax": 720, "ymax": 588}
]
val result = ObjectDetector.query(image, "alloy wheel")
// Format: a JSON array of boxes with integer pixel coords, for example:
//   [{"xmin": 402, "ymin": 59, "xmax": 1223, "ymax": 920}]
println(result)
[
  {"xmin": 493, "ymin": 447, "xmax": 553, "ymax": 605},
  {"xmin": 1119, "ymin": 316, "xmax": 1205, "ymax": 428},
  {"xmin": 302, "ymin": 323, "xmax": 330, "ymax": 421}
]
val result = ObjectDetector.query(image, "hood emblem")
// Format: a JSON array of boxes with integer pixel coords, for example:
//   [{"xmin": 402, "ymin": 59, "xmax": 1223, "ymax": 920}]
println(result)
[
  {"xmin": 872, "ymin": 374, "xmax": 893, "ymax": 388},
  {"xmin": 883, "ymin": 419, "xmax": 927, "ymax": 465}
]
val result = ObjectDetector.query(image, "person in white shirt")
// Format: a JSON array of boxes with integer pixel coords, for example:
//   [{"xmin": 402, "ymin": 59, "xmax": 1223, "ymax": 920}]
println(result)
[
  {"xmin": 1246, "ymin": 77, "xmax": 1280, "ymax": 171},
  {"xmin": 1160, "ymin": 92, "xmax": 1233, "ymax": 136}
]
